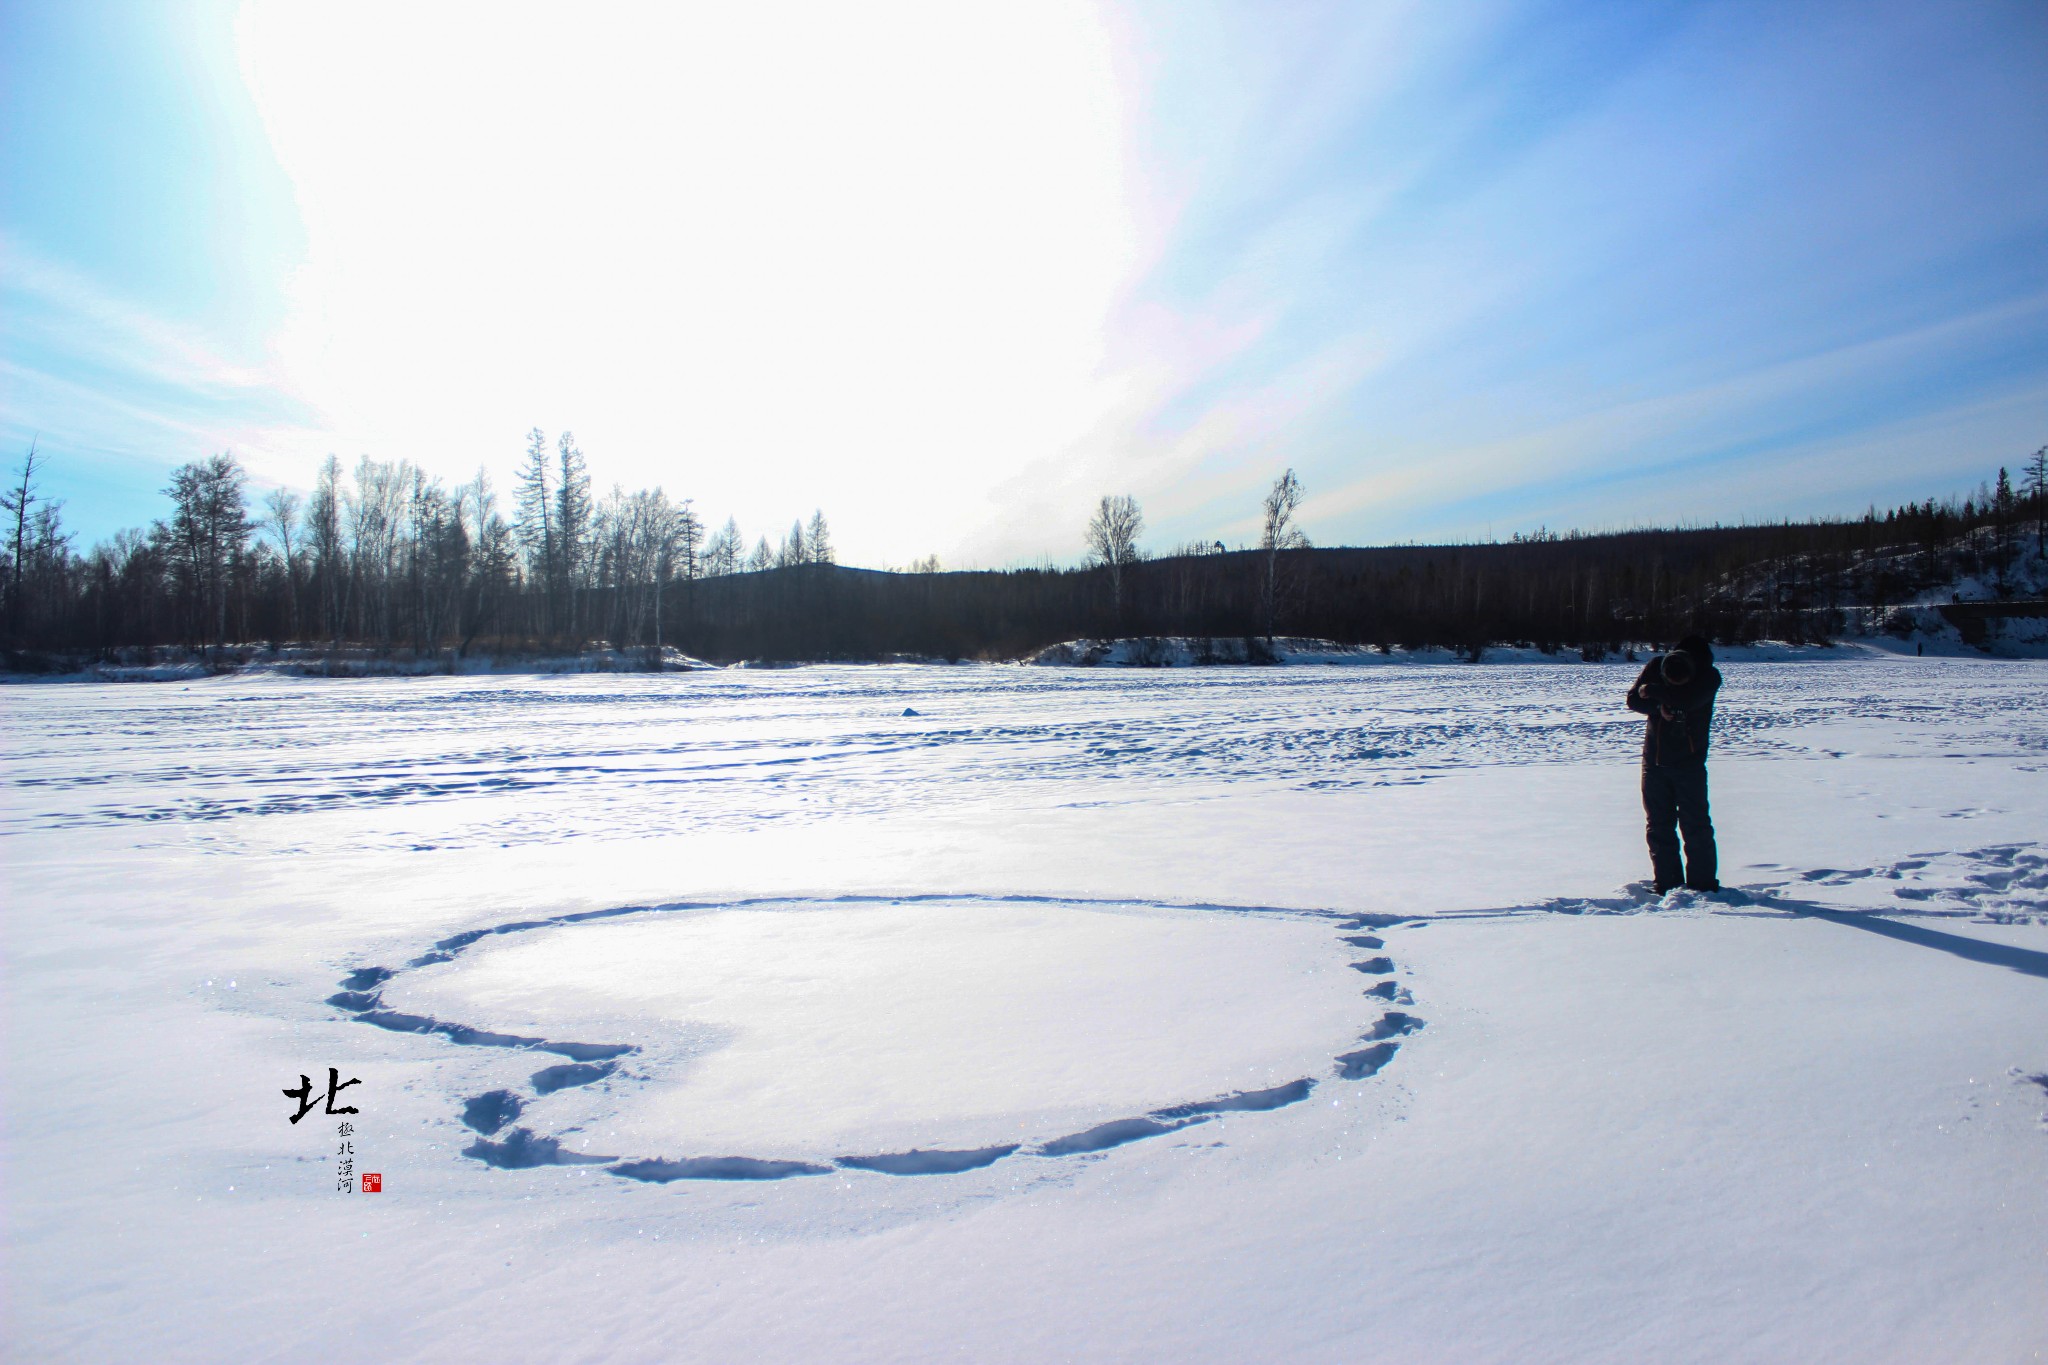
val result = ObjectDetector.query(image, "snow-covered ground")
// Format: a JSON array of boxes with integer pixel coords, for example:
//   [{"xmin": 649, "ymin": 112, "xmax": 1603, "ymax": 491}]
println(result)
[{"xmin": 3, "ymin": 659, "xmax": 2045, "ymax": 1363}]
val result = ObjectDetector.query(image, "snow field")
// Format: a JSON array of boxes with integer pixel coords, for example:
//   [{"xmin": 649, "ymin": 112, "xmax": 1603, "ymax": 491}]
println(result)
[
  {"xmin": 2, "ymin": 656, "xmax": 2044, "ymax": 1363},
  {"xmin": 389, "ymin": 896, "xmax": 1366, "ymax": 1161}
]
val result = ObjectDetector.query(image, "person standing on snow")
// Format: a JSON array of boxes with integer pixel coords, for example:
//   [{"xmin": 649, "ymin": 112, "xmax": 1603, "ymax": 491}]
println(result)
[{"xmin": 1625, "ymin": 634, "xmax": 1722, "ymax": 893}]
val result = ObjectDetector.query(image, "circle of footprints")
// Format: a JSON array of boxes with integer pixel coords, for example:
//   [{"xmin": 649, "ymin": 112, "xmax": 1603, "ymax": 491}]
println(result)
[{"xmin": 323, "ymin": 896, "xmax": 1424, "ymax": 1184}]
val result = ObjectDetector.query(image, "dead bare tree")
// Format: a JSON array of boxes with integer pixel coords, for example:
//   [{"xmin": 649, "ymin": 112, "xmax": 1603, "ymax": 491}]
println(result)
[
  {"xmin": 1259, "ymin": 468, "xmax": 1309, "ymax": 640},
  {"xmin": 652, "ymin": 493, "xmax": 701, "ymax": 663},
  {"xmin": 2, "ymin": 439, "xmax": 45, "ymax": 639},
  {"xmin": 1085, "ymin": 494, "xmax": 1144, "ymax": 620}
]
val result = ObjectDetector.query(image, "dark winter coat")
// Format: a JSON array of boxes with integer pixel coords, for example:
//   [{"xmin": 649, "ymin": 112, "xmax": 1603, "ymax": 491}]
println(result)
[{"xmin": 1626, "ymin": 637, "xmax": 1721, "ymax": 768}]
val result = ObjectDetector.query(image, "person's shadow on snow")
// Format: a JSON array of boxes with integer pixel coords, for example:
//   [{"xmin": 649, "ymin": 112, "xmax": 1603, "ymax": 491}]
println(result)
[
  {"xmin": 1506, "ymin": 885, "xmax": 2048, "ymax": 981},
  {"xmin": 1758, "ymin": 893, "xmax": 2048, "ymax": 980}
]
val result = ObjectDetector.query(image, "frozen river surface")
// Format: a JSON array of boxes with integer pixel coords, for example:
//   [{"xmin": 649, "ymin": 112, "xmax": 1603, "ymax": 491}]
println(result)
[{"xmin": 4, "ymin": 659, "xmax": 2046, "ymax": 1363}]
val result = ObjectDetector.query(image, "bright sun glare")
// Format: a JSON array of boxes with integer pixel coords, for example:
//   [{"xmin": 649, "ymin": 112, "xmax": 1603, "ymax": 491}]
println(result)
[{"xmin": 234, "ymin": 0, "xmax": 1139, "ymax": 564}]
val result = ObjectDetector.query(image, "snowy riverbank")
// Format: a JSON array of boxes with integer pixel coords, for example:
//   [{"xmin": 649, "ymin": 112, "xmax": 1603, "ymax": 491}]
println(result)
[
  {"xmin": 0, "ymin": 643, "xmax": 719, "ymax": 682},
  {"xmin": 1024, "ymin": 631, "xmax": 2028, "ymax": 666},
  {"xmin": 8, "ymin": 617, "xmax": 2041, "ymax": 685}
]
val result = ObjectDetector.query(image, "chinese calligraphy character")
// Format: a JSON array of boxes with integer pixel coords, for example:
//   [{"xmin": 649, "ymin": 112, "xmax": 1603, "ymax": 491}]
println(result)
[
  {"xmin": 283, "ymin": 1068, "xmax": 361, "ymax": 1125},
  {"xmin": 337, "ymin": 1119, "xmax": 356, "ymax": 1193}
]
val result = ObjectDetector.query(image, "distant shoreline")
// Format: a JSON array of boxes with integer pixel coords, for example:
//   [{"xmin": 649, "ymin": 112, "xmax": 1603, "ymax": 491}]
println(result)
[{"xmin": 5, "ymin": 631, "xmax": 2037, "ymax": 684}]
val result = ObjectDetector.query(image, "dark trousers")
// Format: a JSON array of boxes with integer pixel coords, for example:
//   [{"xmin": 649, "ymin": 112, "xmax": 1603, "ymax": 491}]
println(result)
[{"xmin": 1643, "ymin": 762, "xmax": 1716, "ymax": 890}]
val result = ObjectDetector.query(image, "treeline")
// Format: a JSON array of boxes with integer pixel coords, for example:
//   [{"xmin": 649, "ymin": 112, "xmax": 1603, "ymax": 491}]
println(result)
[
  {"xmin": 2, "ymin": 440, "xmax": 2044, "ymax": 666},
  {"xmin": 0, "ymin": 432, "xmax": 839, "ymax": 660},
  {"xmin": 684, "ymin": 496, "xmax": 2048, "ymax": 662}
]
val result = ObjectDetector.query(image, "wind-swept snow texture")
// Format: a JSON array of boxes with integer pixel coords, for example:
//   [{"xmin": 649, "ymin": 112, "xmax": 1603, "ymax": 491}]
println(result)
[{"xmin": 3, "ymin": 659, "xmax": 2046, "ymax": 1363}]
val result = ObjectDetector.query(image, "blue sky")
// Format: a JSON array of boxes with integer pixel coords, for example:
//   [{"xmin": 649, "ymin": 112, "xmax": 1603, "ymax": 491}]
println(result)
[{"xmin": 3, "ymin": 0, "xmax": 2044, "ymax": 565}]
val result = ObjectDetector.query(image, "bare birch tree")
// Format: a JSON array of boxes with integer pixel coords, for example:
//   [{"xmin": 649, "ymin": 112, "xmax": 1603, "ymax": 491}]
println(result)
[
  {"xmin": 1085, "ymin": 494, "xmax": 1143, "ymax": 618},
  {"xmin": 260, "ymin": 487, "xmax": 302, "ymax": 639},
  {"xmin": 308, "ymin": 455, "xmax": 347, "ymax": 644},
  {"xmin": 513, "ymin": 428, "xmax": 555, "ymax": 637},
  {"xmin": 164, "ymin": 452, "xmax": 250, "ymax": 649},
  {"xmin": 1258, "ymin": 468, "xmax": 1309, "ymax": 639},
  {"xmin": 555, "ymin": 432, "xmax": 592, "ymax": 645}
]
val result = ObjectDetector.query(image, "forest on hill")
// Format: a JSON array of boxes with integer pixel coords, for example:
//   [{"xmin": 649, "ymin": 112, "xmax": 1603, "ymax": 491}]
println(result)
[{"xmin": 3, "ymin": 438, "xmax": 2044, "ymax": 668}]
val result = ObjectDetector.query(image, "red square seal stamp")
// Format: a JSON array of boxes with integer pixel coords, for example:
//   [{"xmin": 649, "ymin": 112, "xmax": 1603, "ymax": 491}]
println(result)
[{"xmin": 360, "ymin": 1173, "xmax": 382, "ymax": 1192}]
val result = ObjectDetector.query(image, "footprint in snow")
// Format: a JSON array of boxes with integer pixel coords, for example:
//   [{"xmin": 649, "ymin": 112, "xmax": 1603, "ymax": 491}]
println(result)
[{"xmin": 318, "ymin": 894, "xmax": 1426, "ymax": 1185}]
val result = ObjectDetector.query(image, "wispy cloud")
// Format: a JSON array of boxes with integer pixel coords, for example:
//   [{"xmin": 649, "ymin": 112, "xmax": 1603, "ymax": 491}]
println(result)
[
  {"xmin": 0, "ymin": 234, "xmax": 318, "ymax": 521},
  {"xmin": 2, "ymin": 238, "xmax": 274, "ymax": 394},
  {"xmin": 1055, "ymin": 0, "xmax": 2048, "ymax": 553}
]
